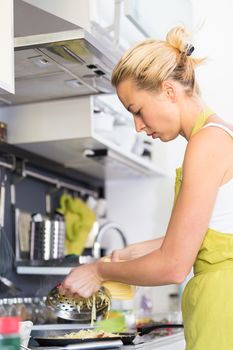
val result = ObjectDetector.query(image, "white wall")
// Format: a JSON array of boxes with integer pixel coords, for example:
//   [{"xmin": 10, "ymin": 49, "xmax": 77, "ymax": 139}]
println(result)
[{"xmin": 191, "ymin": 0, "xmax": 233, "ymax": 123}]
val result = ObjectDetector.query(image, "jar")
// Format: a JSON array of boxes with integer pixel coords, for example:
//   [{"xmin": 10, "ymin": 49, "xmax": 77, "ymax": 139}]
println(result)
[
  {"xmin": 0, "ymin": 317, "xmax": 20, "ymax": 350},
  {"xmin": 14, "ymin": 298, "xmax": 28, "ymax": 321},
  {"xmin": 168, "ymin": 293, "xmax": 182, "ymax": 324},
  {"xmin": 168, "ymin": 293, "xmax": 180, "ymax": 313},
  {"xmin": 7, "ymin": 299, "xmax": 18, "ymax": 317}
]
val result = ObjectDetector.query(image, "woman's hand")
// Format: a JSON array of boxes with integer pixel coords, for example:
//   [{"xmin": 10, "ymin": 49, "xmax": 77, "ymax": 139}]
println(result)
[
  {"xmin": 59, "ymin": 262, "xmax": 103, "ymax": 298},
  {"xmin": 111, "ymin": 237, "xmax": 164, "ymax": 262}
]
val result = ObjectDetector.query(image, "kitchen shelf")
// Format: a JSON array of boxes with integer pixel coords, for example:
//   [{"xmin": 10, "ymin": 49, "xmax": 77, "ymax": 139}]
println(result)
[
  {"xmin": 0, "ymin": 142, "xmax": 103, "ymax": 190},
  {"xmin": 16, "ymin": 265, "xmax": 74, "ymax": 275},
  {"xmin": 16, "ymin": 256, "xmax": 96, "ymax": 275}
]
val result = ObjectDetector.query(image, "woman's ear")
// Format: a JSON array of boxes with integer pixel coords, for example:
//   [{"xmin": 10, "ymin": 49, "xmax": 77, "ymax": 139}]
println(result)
[{"xmin": 162, "ymin": 80, "xmax": 177, "ymax": 102}]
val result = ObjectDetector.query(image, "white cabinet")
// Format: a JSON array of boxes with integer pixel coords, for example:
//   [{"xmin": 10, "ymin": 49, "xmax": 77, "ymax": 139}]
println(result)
[
  {"xmin": 0, "ymin": 0, "xmax": 14, "ymax": 94},
  {"xmin": 23, "ymin": 0, "xmax": 92, "ymax": 30},
  {"xmin": 4, "ymin": 95, "xmax": 164, "ymax": 180}
]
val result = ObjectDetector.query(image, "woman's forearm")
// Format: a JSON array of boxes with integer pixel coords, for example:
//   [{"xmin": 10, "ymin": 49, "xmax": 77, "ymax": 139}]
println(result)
[
  {"xmin": 98, "ymin": 246, "xmax": 180, "ymax": 286},
  {"xmin": 111, "ymin": 236, "xmax": 164, "ymax": 261},
  {"xmin": 139, "ymin": 237, "xmax": 164, "ymax": 252},
  {"xmin": 128, "ymin": 237, "xmax": 164, "ymax": 257}
]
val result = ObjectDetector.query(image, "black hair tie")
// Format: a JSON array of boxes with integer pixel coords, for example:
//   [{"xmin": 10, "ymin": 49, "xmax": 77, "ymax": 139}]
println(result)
[{"xmin": 186, "ymin": 44, "xmax": 195, "ymax": 56}]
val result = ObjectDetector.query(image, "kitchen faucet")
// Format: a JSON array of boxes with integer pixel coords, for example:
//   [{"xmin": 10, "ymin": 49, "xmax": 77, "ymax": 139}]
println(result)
[{"xmin": 92, "ymin": 221, "xmax": 127, "ymax": 259}]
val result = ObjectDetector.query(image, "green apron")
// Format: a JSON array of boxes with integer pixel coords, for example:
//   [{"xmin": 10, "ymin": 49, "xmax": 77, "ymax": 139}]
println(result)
[{"xmin": 175, "ymin": 109, "xmax": 233, "ymax": 350}]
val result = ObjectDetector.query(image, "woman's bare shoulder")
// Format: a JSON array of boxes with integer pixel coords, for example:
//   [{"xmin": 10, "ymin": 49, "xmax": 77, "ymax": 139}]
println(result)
[
  {"xmin": 182, "ymin": 126, "xmax": 232, "ymax": 187},
  {"xmin": 186, "ymin": 124, "xmax": 232, "ymax": 162}
]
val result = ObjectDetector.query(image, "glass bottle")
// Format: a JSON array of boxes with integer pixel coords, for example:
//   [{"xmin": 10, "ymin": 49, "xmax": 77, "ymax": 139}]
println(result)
[
  {"xmin": 0, "ymin": 317, "xmax": 20, "ymax": 350},
  {"xmin": 0, "ymin": 300, "xmax": 7, "ymax": 317}
]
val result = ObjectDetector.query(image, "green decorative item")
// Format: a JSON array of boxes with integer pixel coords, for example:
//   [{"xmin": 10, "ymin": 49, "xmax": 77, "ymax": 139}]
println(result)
[
  {"xmin": 57, "ymin": 194, "xmax": 96, "ymax": 255},
  {"xmin": 96, "ymin": 315, "xmax": 127, "ymax": 333}
]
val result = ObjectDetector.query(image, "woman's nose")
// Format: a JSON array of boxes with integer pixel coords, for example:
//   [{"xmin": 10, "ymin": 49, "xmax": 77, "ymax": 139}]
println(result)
[{"xmin": 134, "ymin": 117, "xmax": 145, "ymax": 132}]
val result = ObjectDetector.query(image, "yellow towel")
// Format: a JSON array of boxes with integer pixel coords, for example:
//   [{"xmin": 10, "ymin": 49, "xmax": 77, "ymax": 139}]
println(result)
[{"xmin": 57, "ymin": 194, "xmax": 96, "ymax": 255}]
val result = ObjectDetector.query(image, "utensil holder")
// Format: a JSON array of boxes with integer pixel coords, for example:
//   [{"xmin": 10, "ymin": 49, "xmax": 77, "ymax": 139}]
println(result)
[{"xmin": 30, "ymin": 218, "xmax": 65, "ymax": 261}]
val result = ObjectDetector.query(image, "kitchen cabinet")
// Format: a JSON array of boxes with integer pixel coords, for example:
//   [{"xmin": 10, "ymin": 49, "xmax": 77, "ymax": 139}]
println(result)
[
  {"xmin": 34, "ymin": 0, "xmax": 193, "ymax": 50},
  {"xmin": 0, "ymin": 0, "xmax": 14, "ymax": 94},
  {"xmin": 5, "ymin": 95, "xmax": 164, "ymax": 180},
  {"xmin": 0, "ymin": 1, "xmax": 163, "ymax": 180},
  {"xmin": 21, "ymin": 0, "xmax": 148, "ymax": 52}
]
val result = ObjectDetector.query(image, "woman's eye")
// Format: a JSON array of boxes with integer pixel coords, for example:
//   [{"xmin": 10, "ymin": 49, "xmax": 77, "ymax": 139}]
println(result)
[{"xmin": 134, "ymin": 110, "xmax": 141, "ymax": 116}]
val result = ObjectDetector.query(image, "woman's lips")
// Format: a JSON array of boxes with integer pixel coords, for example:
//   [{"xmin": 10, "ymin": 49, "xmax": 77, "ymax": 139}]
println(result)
[
  {"xmin": 152, "ymin": 133, "xmax": 158, "ymax": 139},
  {"xmin": 147, "ymin": 132, "xmax": 158, "ymax": 139}
]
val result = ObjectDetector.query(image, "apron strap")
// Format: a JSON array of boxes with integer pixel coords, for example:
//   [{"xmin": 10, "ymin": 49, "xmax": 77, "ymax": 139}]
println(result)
[
  {"xmin": 174, "ymin": 107, "xmax": 215, "ymax": 204},
  {"xmin": 191, "ymin": 107, "xmax": 215, "ymax": 137}
]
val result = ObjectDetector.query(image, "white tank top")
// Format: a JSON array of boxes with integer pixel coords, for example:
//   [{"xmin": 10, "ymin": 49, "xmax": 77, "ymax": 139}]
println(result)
[{"xmin": 203, "ymin": 122, "xmax": 233, "ymax": 233}]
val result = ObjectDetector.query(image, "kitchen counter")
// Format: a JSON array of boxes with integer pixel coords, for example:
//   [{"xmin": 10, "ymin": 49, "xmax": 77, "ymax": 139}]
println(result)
[{"xmin": 124, "ymin": 332, "xmax": 185, "ymax": 349}]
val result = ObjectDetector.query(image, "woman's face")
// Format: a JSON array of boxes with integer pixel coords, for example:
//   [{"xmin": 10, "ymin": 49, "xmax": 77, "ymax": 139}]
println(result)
[{"xmin": 116, "ymin": 79, "xmax": 181, "ymax": 142}]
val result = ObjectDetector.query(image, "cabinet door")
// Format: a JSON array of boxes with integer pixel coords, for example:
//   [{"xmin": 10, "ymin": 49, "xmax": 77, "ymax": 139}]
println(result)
[{"xmin": 0, "ymin": 0, "xmax": 14, "ymax": 94}]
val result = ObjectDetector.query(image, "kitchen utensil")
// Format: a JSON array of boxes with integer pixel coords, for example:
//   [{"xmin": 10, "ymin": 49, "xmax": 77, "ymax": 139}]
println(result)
[
  {"xmin": 45, "ymin": 285, "xmax": 111, "ymax": 323},
  {"xmin": 30, "ymin": 213, "xmax": 65, "ymax": 261},
  {"xmin": 0, "ymin": 225, "xmax": 16, "ymax": 281},
  {"xmin": 19, "ymin": 320, "xmax": 33, "ymax": 348},
  {"xmin": 0, "ymin": 178, "xmax": 13, "ymax": 276},
  {"xmin": 33, "ymin": 323, "xmax": 183, "ymax": 348},
  {"xmin": 15, "ymin": 209, "xmax": 32, "ymax": 259},
  {"xmin": 0, "ymin": 276, "xmax": 21, "ymax": 296},
  {"xmin": 0, "ymin": 176, "xmax": 21, "ymax": 296},
  {"xmin": 20, "ymin": 345, "xmax": 31, "ymax": 350}
]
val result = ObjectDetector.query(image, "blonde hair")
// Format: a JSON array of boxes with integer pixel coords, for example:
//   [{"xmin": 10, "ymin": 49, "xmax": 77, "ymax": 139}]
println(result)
[{"xmin": 111, "ymin": 26, "xmax": 206, "ymax": 96}]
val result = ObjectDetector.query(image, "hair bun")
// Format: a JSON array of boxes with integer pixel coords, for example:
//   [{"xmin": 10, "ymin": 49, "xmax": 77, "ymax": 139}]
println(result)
[{"xmin": 166, "ymin": 26, "xmax": 192, "ymax": 55}]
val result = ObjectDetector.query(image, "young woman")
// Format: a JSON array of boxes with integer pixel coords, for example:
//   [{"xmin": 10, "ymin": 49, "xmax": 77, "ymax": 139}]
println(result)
[{"xmin": 60, "ymin": 26, "xmax": 233, "ymax": 349}]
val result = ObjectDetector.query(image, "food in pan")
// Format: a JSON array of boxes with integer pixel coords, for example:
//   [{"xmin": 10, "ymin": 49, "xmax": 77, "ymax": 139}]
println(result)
[{"xmin": 56, "ymin": 329, "xmax": 119, "ymax": 339}]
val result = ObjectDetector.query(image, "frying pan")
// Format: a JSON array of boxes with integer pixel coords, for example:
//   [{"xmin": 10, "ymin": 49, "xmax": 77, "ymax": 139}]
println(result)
[
  {"xmin": 34, "ymin": 332, "xmax": 136, "ymax": 346},
  {"xmin": 34, "ymin": 323, "xmax": 183, "ymax": 347}
]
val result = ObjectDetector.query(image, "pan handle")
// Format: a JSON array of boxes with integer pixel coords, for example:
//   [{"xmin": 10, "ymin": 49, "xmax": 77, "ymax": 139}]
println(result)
[{"xmin": 137, "ymin": 323, "xmax": 183, "ymax": 335}]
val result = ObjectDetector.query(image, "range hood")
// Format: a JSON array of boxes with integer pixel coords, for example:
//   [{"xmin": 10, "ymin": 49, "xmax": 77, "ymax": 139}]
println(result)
[{"xmin": 0, "ymin": 0, "xmax": 119, "ymax": 106}]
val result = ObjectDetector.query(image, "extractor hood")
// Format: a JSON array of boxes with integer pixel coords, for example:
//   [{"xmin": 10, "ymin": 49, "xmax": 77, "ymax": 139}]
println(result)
[{"xmin": 0, "ymin": 0, "xmax": 120, "ymax": 106}]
